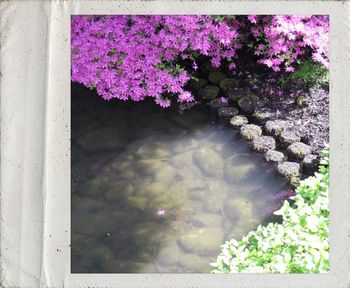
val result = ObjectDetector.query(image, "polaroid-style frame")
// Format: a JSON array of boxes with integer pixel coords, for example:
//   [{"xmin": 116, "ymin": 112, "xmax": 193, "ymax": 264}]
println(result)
[{"xmin": 1, "ymin": 1, "xmax": 350, "ymax": 287}]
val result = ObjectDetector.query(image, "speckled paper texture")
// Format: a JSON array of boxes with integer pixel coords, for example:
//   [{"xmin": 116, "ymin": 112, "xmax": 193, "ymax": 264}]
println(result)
[{"xmin": 1, "ymin": 1, "xmax": 350, "ymax": 287}]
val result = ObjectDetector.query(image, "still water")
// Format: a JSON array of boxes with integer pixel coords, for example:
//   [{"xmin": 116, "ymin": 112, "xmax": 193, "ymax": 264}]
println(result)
[{"xmin": 71, "ymin": 84, "xmax": 287, "ymax": 273}]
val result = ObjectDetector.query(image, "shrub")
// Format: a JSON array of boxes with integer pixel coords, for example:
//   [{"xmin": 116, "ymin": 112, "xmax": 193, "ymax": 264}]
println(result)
[
  {"xmin": 211, "ymin": 146, "xmax": 329, "ymax": 273},
  {"xmin": 71, "ymin": 15, "xmax": 329, "ymax": 107}
]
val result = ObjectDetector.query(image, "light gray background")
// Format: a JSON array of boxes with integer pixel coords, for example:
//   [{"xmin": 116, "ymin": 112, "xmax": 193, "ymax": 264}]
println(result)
[{"xmin": 1, "ymin": 1, "xmax": 349, "ymax": 287}]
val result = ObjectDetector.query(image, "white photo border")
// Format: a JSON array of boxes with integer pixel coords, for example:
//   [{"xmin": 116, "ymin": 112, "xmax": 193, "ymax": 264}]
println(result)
[{"xmin": 1, "ymin": 1, "xmax": 350, "ymax": 287}]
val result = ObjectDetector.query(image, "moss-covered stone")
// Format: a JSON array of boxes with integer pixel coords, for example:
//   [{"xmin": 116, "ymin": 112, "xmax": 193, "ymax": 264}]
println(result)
[
  {"xmin": 265, "ymin": 120, "xmax": 294, "ymax": 136},
  {"xmin": 251, "ymin": 136, "xmax": 276, "ymax": 153},
  {"xmin": 199, "ymin": 85, "xmax": 220, "ymax": 99},
  {"xmin": 240, "ymin": 124, "xmax": 262, "ymax": 140},
  {"xmin": 287, "ymin": 142, "xmax": 312, "ymax": 160},
  {"xmin": 208, "ymin": 70, "xmax": 227, "ymax": 84},
  {"xmin": 264, "ymin": 150, "xmax": 285, "ymax": 163},
  {"xmin": 230, "ymin": 115, "xmax": 248, "ymax": 128}
]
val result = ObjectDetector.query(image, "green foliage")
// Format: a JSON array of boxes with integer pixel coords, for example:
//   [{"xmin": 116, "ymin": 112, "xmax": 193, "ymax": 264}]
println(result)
[
  {"xmin": 279, "ymin": 60, "xmax": 329, "ymax": 91},
  {"xmin": 211, "ymin": 146, "xmax": 329, "ymax": 273}
]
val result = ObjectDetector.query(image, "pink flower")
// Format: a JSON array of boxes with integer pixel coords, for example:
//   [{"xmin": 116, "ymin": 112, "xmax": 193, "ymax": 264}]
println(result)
[{"xmin": 156, "ymin": 209, "xmax": 166, "ymax": 217}]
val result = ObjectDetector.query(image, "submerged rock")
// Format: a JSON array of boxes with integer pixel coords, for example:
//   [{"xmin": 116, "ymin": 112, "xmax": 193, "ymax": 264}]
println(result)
[
  {"xmin": 79, "ymin": 176, "xmax": 110, "ymax": 199},
  {"xmin": 193, "ymin": 147, "xmax": 224, "ymax": 178},
  {"xmin": 208, "ymin": 70, "xmax": 227, "ymax": 84},
  {"xmin": 224, "ymin": 197, "xmax": 254, "ymax": 221},
  {"xmin": 136, "ymin": 159, "xmax": 166, "ymax": 175},
  {"xmin": 191, "ymin": 213, "xmax": 223, "ymax": 228},
  {"xmin": 224, "ymin": 155, "xmax": 256, "ymax": 182},
  {"xmin": 202, "ymin": 197, "xmax": 223, "ymax": 213},
  {"xmin": 199, "ymin": 85, "xmax": 220, "ymax": 100},
  {"xmin": 157, "ymin": 242, "xmax": 182, "ymax": 267},
  {"xmin": 153, "ymin": 165, "xmax": 177, "ymax": 185},
  {"xmin": 265, "ymin": 120, "xmax": 294, "ymax": 136},
  {"xmin": 77, "ymin": 127, "xmax": 126, "ymax": 152},
  {"xmin": 251, "ymin": 136, "xmax": 276, "ymax": 153},
  {"xmin": 240, "ymin": 124, "xmax": 262, "ymax": 141},
  {"xmin": 178, "ymin": 253, "xmax": 212, "ymax": 272},
  {"xmin": 136, "ymin": 142, "xmax": 170, "ymax": 159},
  {"xmin": 287, "ymin": 142, "xmax": 312, "ymax": 160},
  {"xmin": 104, "ymin": 180, "xmax": 135, "ymax": 201},
  {"xmin": 264, "ymin": 150, "xmax": 285, "ymax": 164},
  {"xmin": 177, "ymin": 227, "xmax": 224, "ymax": 255},
  {"xmin": 230, "ymin": 115, "xmax": 248, "ymax": 128}
]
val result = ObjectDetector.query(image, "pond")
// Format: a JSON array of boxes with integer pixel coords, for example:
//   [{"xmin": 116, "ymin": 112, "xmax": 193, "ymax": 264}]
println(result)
[{"xmin": 71, "ymin": 84, "xmax": 288, "ymax": 273}]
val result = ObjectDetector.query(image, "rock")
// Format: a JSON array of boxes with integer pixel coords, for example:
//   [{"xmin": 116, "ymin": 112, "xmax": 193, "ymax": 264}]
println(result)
[
  {"xmin": 136, "ymin": 159, "xmax": 166, "ymax": 175},
  {"xmin": 153, "ymin": 165, "xmax": 177, "ymax": 185},
  {"xmin": 251, "ymin": 136, "xmax": 276, "ymax": 153},
  {"xmin": 142, "ymin": 182, "xmax": 168, "ymax": 197},
  {"xmin": 78, "ymin": 176, "xmax": 109, "ymax": 199},
  {"xmin": 132, "ymin": 223, "xmax": 164, "ymax": 246},
  {"xmin": 199, "ymin": 85, "xmax": 219, "ymax": 100},
  {"xmin": 230, "ymin": 115, "xmax": 248, "ymax": 128},
  {"xmin": 136, "ymin": 142, "xmax": 170, "ymax": 159},
  {"xmin": 178, "ymin": 253, "xmax": 212, "ymax": 272},
  {"xmin": 219, "ymin": 78, "xmax": 240, "ymax": 96},
  {"xmin": 170, "ymin": 150, "xmax": 194, "ymax": 169},
  {"xmin": 287, "ymin": 142, "xmax": 312, "ymax": 160},
  {"xmin": 126, "ymin": 196, "xmax": 148, "ymax": 210},
  {"xmin": 156, "ymin": 242, "xmax": 182, "ymax": 267},
  {"xmin": 301, "ymin": 154, "xmax": 319, "ymax": 174},
  {"xmin": 208, "ymin": 70, "xmax": 226, "ymax": 84},
  {"xmin": 188, "ymin": 189, "xmax": 210, "ymax": 201},
  {"xmin": 177, "ymin": 228, "xmax": 224, "ymax": 255},
  {"xmin": 209, "ymin": 98, "xmax": 229, "ymax": 111},
  {"xmin": 200, "ymin": 61, "xmax": 215, "ymax": 75},
  {"xmin": 104, "ymin": 180, "xmax": 135, "ymax": 201},
  {"xmin": 191, "ymin": 213, "xmax": 223, "ymax": 228},
  {"xmin": 240, "ymin": 124, "xmax": 262, "ymax": 141},
  {"xmin": 265, "ymin": 120, "xmax": 294, "ymax": 137},
  {"xmin": 252, "ymin": 110, "xmax": 275, "ymax": 125},
  {"xmin": 100, "ymin": 259, "xmax": 153, "ymax": 273},
  {"xmin": 279, "ymin": 130, "xmax": 301, "ymax": 147},
  {"xmin": 237, "ymin": 95, "xmax": 258, "ymax": 114},
  {"xmin": 171, "ymin": 138, "xmax": 198, "ymax": 154},
  {"xmin": 193, "ymin": 147, "xmax": 224, "ymax": 178},
  {"xmin": 187, "ymin": 78, "xmax": 208, "ymax": 91},
  {"xmin": 277, "ymin": 161, "xmax": 300, "ymax": 186},
  {"xmin": 224, "ymin": 155, "xmax": 256, "ymax": 182},
  {"xmin": 202, "ymin": 197, "xmax": 223, "ymax": 213},
  {"xmin": 77, "ymin": 127, "xmax": 126, "ymax": 152},
  {"xmin": 264, "ymin": 150, "xmax": 285, "ymax": 164},
  {"xmin": 218, "ymin": 107, "xmax": 239, "ymax": 123},
  {"xmin": 73, "ymin": 197, "xmax": 102, "ymax": 213},
  {"xmin": 224, "ymin": 197, "xmax": 254, "ymax": 221}
]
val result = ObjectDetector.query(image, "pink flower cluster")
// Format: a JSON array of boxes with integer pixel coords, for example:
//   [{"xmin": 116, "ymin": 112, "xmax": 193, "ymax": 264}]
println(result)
[
  {"xmin": 249, "ymin": 15, "xmax": 329, "ymax": 72},
  {"xmin": 71, "ymin": 16, "xmax": 239, "ymax": 107},
  {"xmin": 71, "ymin": 15, "xmax": 329, "ymax": 107}
]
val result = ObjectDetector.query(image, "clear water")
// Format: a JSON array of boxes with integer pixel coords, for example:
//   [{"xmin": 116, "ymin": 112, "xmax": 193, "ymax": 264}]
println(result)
[{"xmin": 71, "ymin": 85, "xmax": 287, "ymax": 273}]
